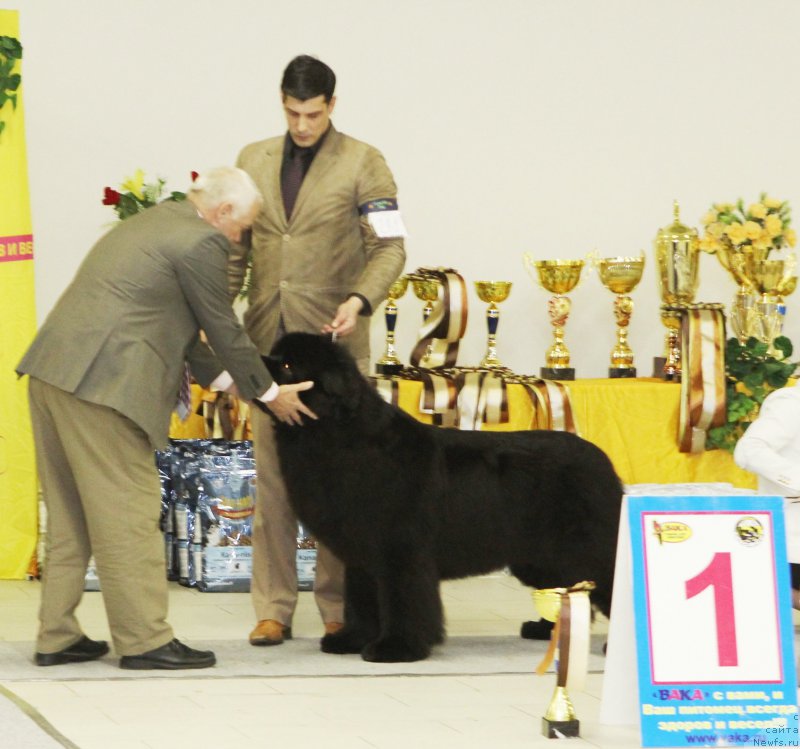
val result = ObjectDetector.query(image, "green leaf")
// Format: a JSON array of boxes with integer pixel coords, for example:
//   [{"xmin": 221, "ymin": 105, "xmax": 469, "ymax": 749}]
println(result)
[{"xmin": 774, "ymin": 336, "xmax": 794, "ymax": 357}]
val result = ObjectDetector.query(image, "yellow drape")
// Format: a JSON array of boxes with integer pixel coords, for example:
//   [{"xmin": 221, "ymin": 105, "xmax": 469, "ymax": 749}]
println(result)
[
  {"xmin": 0, "ymin": 10, "xmax": 38, "ymax": 578},
  {"xmin": 397, "ymin": 377, "xmax": 756, "ymax": 489}
]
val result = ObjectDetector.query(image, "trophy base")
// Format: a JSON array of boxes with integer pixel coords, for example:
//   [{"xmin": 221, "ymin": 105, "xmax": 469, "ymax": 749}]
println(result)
[
  {"xmin": 542, "ymin": 718, "xmax": 580, "ymax": 739},
  {"xmin": 540, "ymin": 367, "xmax": 575, "ymax": 381},
  {"xmin": 608, "ymin": 367, "xmax": 636, "ymax": 379},
  {"xmin": 652, "ymin": 356, "xmax": 681, "ymax": 382},
  {"xmin": 375, "ymin": 362, "xmax": 404, "ymax": 376}
]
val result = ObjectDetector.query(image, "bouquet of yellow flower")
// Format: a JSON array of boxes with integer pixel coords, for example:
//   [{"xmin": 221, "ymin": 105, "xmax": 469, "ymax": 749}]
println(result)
[
  {"xmin": 699, "ymin": 194, "xmax": 796, "ymax": 255},
  {"xmin": 102, "ymin": 168, "xmax": 193, "ymax": 221}
]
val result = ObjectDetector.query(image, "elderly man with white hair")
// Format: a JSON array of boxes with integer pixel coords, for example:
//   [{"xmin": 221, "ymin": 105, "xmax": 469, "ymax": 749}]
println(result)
[{"xmin": 17, "ymin": 167, "xmax": 315, "ymax": 670}]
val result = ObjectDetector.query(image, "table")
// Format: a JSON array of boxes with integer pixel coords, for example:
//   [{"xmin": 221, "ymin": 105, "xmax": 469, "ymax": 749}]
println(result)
[{"xmin": 393, "ymin": 377, "xmax": 756, "ymax": 489}]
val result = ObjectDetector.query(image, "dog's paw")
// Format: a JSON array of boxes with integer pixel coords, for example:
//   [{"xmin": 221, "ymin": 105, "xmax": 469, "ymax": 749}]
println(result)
[
  {"xmin": 320, "ymin": 628, "xmax": 366, "ymax": 655},
  {"xmin": 360, "ymin": 636, "xmax": 430, "ymax": 663}
]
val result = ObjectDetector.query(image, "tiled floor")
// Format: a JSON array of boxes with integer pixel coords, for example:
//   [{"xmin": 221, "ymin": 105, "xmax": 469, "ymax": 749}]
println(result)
[{"xmin": 0, "ymin": 574, "xmax": 641, "ymax": 749}]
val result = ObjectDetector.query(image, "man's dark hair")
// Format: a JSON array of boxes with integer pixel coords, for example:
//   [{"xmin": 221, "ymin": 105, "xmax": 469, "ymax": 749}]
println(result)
[{"xmin": 281, "ymin": 55, "xmax": 336, "ymax": 102}]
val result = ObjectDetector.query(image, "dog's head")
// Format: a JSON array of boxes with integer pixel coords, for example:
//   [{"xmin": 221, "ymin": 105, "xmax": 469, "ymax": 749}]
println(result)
[{"xmin": 263, "ymin": 332, "xmax": 365, "ymax": 420}]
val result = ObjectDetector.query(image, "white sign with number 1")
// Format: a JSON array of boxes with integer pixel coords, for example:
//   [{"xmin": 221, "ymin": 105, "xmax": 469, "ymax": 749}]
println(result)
[{"xmin": 602, "ymin": 494, "xmax": 798, "ymax": 748}]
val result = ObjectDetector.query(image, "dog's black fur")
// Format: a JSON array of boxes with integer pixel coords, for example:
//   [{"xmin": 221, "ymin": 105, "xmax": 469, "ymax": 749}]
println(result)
[{"xmin": 264, "ymin": 332, "xmax": 623, "ymax": 663}]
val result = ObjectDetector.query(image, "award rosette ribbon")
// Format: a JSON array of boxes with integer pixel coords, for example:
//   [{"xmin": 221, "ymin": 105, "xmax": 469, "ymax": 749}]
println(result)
[
  {"xmin": 409, "ymin": 267, "xmax": 468, "ymax": 369},
  {"xmin": 532, "ymin": 581, "xmax": 595, "ymax": 739},
  {"xmin": 676, "ymin": 304, "xmax": 726, "ymax": 453}
]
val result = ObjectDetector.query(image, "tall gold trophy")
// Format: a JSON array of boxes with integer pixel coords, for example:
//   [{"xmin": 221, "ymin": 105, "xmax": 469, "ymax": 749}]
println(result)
[
  {"xmin": 474, "ymin": 281, "xmax": 512, "ymax": 368},
  {"xmin": 594, "ymin": 253, "xmax": 645, "ymax": 378},
  {"xmin": 523, "ymin": 255, "xmax": 584, "ymax": 380},
  {"xmin": 375, "ymin": 275, "xmax": 409, "ymax": 375},
  {"xmin": 531, "ymin": 582, "xmax": 595, "ymax": 739},
  {"xmin": 654, "ymin": 202, "xmax": 699, "ymax": 380}
]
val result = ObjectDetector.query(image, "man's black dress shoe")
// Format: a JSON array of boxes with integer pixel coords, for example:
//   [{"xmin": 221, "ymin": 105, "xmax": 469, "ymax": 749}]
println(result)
[
  {"xmin": 35, "ymin": 635, "xmax": 110, "ymax": 666},
  {"xmin": 119, "ymin": 638, "xmax": 216, "ymax": 670}
]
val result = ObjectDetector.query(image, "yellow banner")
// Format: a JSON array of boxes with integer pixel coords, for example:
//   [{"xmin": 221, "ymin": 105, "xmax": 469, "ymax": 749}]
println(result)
[{"xmin": 0, "ymin": 10, "xmax": 37, "ymax": 578}]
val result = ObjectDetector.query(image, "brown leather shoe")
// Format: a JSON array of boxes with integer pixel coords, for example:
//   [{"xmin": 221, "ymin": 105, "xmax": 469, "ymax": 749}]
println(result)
[
  {"xmin": 324, "ymin": 622, "xmax": 344, "ymax": 635},
  {"xmin": 249, "ymin": 619, "xmax": 292, "ymax": 646}
]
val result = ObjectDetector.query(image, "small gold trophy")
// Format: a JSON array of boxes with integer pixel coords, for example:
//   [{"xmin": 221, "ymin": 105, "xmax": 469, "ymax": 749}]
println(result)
[
  {"xmin": 411, "ymin": 276, "xmax": 439, "ymax": 322},
  {"xmin": 523, "ymin": 255, "xmax": 584, "ymax": 380},
  {"xmin": 654, "ymin": 202, "xmax": 699, "ymax": 380},
  {"xmin": 375, "ymin": 275, "xmax": 409, "ymax": 376},
  {"xmin": 716, "ymin": 246, "xmax": 763, "ymax": 343},
  {"xmin": 594, "ymin": 253, "xmax": 645, "ymax": 378},
  {"xmin": 737, "ymin": 252, "xmax": 797, "ymax": 351},
  {"xmin": 474, "ymin": 281, "xmax": 512, "ymax": 368},
  {"xmin": 531, "ymin": 582, "xmax": 595, "ymax": 739}
]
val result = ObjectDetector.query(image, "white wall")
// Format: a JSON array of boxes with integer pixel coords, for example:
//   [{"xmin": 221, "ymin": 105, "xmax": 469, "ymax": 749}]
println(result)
[{"xmin": 11, "ymin": 0, "xmax": 800, "ymax": 378}]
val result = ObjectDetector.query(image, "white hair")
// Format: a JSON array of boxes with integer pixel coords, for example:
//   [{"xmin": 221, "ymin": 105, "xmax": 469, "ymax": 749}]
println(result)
[{"xmin": 187, "ymin": 166, "xmax": 263, "ymax": 219}]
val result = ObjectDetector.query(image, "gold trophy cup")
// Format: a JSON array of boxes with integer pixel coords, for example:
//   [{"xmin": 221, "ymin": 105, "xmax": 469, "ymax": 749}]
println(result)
[
  {"xmin": 531, "ymin": 582, "xmax": 595, "ymax": 739},
  {"xmin": 654, "ymin": 202, "xmax": 699, "ymax": 380},
  {"xmin": 715, "ymin": 246, "xmax": 766, "ymax": 343},
  {"xmin": 737, "ymin": 252, "xmax": 797, "ymax": 350},
  {"xmin": 375, "ymin": 275, "xmax": 409, "ymax": 375},
  {"xmin": 474, "ymin": 281, "xmax": 512, "ymax": 368},
  {"xmin": 523, "ymin": 255, "xmax": 584, "ymax": 380},
  {"xmin": 594, "ymin": 253, "xmax": 645, "ymax": 377}
]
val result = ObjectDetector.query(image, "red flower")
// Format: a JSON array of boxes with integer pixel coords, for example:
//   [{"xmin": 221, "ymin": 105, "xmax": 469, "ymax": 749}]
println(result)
[
  {"xmin": 190, "ymin": 171, "xmax": 199, "ymax": 182},
  {"xmin": 102, "ymin": 187, "xmax": 121, "ymax": 206}
]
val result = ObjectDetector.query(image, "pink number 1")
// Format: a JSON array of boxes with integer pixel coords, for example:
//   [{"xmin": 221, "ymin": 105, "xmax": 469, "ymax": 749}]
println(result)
[{"xmin": 685, "ymin": 552, "xmax": 738, "ymax": 667}]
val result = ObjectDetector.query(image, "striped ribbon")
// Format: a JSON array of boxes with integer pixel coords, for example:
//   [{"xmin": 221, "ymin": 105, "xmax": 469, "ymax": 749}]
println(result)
[
  {"xmin": 534, "ymin": 582, "xmax": 594, "ymax": 692},
  {"xmin": 372, "ymin": 368, "xmax": 577, "ymax": 434},
  {"xmin": 678, "ymin": 306, "xmax": 726, "ymax": 453},
  {"xmin": 517, "ymin": 378, "xmax": 578, "ymax": 434},
  {"xmin": 409, "ymin": 268, "xmax": 468, "ymax": 369}
]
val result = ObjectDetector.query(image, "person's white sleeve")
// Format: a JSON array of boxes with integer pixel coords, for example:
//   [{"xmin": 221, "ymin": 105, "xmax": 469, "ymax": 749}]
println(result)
[
  {"xmin": 211, "ymin": 372, "xmax": 278, "ymax": 402},
  {"xmin": 733, "ymin": 389, "xmax": 800, "ymax": 495},
  {"xmin": 210, "ymin": 371, "xmax": 234, "ymax": 392},
  {"xmin": 257, "ymin": 382, "xmax": 280, "ymax": 402}
]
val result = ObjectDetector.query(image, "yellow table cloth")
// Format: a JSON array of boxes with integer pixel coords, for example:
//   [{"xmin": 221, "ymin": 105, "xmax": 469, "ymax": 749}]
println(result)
[
  {"xmin": 170, "ymin": 377, "xmax": 756, "ymax": 490},
  {"xmin": 394, "ymin": 377, "xmax": 756, "ymax": 490}
]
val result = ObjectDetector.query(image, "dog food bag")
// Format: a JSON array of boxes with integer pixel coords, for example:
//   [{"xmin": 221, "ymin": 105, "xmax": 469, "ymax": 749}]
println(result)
[
  {"xmin": 297, "ymin": 523, "xmax": 317, "ymax": 591},
  {"xmin": 155, "ymin": 448, "xmax": 179, "ymax": 580},
  {"xmin": 196, "ymin": 454, "xmax": 256, "ymax": 592},
  {"xmin": 175, "ymin": 455, "xmax": 205, "ymax": 588}
]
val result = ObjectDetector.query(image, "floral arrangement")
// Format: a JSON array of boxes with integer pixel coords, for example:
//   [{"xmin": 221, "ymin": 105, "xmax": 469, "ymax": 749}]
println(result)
[
  {"xmin": 705, "ymin": 336, "xmax": 797, "ymax": 452},
  {"xmin": 699, "ymin": 194, "xmax": 796, "ymax": 255},
  {"xmin": 0, "ymin": 35, "xmax": 23, "ymax": 137},
  {"xmin": 102, "ymin": 168, "xmax": 194, "ymax": 221}
]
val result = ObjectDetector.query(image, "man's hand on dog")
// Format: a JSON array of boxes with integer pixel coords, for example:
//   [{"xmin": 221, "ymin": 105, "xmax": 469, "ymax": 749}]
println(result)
[{"xmin": 256, "ymin": 381, "xmax": 317, "ymax": 425}]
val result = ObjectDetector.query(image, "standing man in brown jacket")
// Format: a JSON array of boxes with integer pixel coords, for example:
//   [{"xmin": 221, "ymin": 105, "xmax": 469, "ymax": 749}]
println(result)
[{"xmin": 230, "ymin": 55, "xmax": 406, "ymax": 647}]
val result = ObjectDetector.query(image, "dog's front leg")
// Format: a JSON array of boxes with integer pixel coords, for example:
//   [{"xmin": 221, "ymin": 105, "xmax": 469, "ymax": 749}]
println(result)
[
  {"xmin": 360, "ymin": 553, "xmax": 443, "ymax": 663},
  {"xmin": 320, "ymin": 565, "xmax": 379, "ymax": 655}
]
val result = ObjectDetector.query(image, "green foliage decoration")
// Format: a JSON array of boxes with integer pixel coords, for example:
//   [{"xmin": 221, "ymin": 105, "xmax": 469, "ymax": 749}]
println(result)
[
  {"xmin": 705, "ymin": 335, "xmax": 798, "ymax": 453},
  {"xmin": 0, "ymin": 35, "xmax": 22, "ymax": 137}
]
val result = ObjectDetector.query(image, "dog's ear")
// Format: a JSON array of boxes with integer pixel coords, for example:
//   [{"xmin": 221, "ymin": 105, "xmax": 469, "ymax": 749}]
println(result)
[
  {"xmin": 318, "ymin": 367, "xmax": 362, "ymax": 413},
  {"xmin": 261, "ymin": 354, "xmax": 283, "ymax": 380}
]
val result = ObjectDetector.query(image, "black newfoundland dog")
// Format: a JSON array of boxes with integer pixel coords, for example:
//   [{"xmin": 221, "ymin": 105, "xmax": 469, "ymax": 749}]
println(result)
[{"xmin": 264, "ymin": 333, "xmax": 623, "ymax": 663}]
